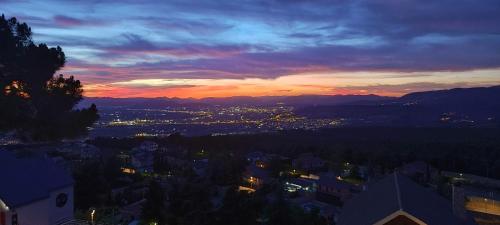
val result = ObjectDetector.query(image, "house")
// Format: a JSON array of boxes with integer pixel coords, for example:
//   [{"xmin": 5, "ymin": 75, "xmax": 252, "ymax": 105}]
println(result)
[
  {"xmin": 289, "ymin": 196, "xmax": 339, "ymax": 225},
  {"xmin": 134, "ymin": 141, "xmax": 159, "ymax": 152},
  {"xmin": 399, "ymin": 161, "xmax": 437, "ymax": 183},
  {"xmin": 243, "ymin": 165, "xmax": 271, "ymax": 189},
  {"xmin": 284, "ymin": 178, "xmax": 317, "ymax": 193},
  {"xmin": 131, "ymin": 150, "xmax": 154, "ymax": 173},
  {"xmin": 193, "ymin": 159, "xmax": 209, "ymax": 177},
  {"xmin": 301, "ymin": 200, "xmax": 339, "ymax": 225},
  {"xmin": 317, "ymin": 176, "xmax": 354, "ymax": 204},
  {"xmin": 442, "ymin": 171, "xmax": 500, "ymax": 189},
  {"xmin": 337, "ymin": 173, "xmax": 476, "ymax": 225},
  {"xmin": 292, "ymin": 153, "xmax": 325, "ymax": 171},
  {"xmin": 246, "ymin": 151, "xmax": 265, "ymax": 163},
  {"xmin": 246, "ymin": 151, "xmax": 271, "ymax": 168},
  {"xmin": 453, "ymin": 184, "xmax": 500, "ymax": 223},
  {"xmin": 0, "ymin": 150, "xmax": 74, "ymax": 225},
  {"xmin": 246, "ymin": 151, "xmax": 288, "ymax": 168}
]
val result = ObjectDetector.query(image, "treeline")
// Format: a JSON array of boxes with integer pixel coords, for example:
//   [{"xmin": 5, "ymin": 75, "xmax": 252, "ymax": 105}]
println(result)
[
  {"xmin": 90, "ymin": 128, "xmax": 500, "ymax": 178},
  {"xmin": 147, "ymin": 128, "xmax": 500, "ymax": 179}
]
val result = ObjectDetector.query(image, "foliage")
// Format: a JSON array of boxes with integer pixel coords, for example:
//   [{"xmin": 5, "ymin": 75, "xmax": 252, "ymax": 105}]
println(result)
[
  {"xmin": 141, "ymin": 180, "xmax": 168, "ymax": 224},
  {"xmin": 73, "ymin": 158, "xmax": 124, "ymax": 210},
  {"xmin": 207, "ymin": 153, "xmax": 246, "ymax": 185},
  {"xmin": 0, "ymin": 15, "xmax": 98, "ymax": 140},
  {"xmin": 264, "ymin": 190, "xmax": 327, "ymax": 225},
  {"xmin": 73, "ymin": 161, "xmax": 112, "ymax": 210}
]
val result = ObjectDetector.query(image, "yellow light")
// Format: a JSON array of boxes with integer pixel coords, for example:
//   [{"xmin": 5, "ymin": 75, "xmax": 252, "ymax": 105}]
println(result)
[
  {"xmin": 90, "ymin": 209, "xmax": 96, "ymax": 223},
  {"xmin": 121, "ymin": 167, "xmax": 136, "ymax": 174}
]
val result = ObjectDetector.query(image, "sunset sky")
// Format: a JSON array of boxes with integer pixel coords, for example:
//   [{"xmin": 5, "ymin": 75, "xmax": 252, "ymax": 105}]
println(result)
[{"xmin": 3, "ymin": 0, "xmax": 500, "ymax": 98}]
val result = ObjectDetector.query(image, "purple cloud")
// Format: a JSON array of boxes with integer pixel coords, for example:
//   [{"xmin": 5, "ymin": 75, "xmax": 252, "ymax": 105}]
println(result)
[
  {"xmin": 53, "ymin": 15, "xmax": 84, "ymax": 27},
  {"xmin": 97, "ymin": 34, "xmax": 252, "ymax": 59}
]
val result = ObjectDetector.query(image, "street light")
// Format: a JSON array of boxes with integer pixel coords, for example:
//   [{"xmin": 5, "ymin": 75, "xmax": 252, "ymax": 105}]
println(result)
[{"xmin": 90, "ymin": 208, "xmax": 96, "ymax": 224}]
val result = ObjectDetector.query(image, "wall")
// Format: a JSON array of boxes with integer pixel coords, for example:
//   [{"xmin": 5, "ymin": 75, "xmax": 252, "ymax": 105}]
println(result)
[
  {"xmin": 15, "ymin": 198, "xmax": 50, "ymax": 225},
  {"xmin": 48, "ymin": 186, "xmax": 74, "ymax": 224},
  {"xmin": 9, "ymin": 185, "xmax": 74, "ymax": 225}
]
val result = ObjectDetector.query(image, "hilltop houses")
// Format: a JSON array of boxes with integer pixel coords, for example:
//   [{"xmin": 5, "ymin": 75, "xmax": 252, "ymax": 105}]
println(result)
[
  {"xmin": 129, "ymin": 141, "xmax": 160, "ymax": 173},
  {"xmin": 292, "ymin": 153, "xmax": 325, "ymax": 171},
  {"xmin": 317, "ymin": 176, "xmax": 355, "ymax": 204},
  {"xmin": 130, "ymin": 149, "xmax": 154, "ymax": 173},
  {"xmin": 134, "ymin": 141, "xmax": 159, "ymax": 152},
  {"xmin": 243, "ymin": 165, "xmax": 272, "ymax": 189}
]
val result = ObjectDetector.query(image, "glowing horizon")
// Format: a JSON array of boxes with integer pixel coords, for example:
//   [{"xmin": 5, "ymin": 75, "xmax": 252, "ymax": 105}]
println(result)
[{"xmin": 82, "ymin": 69, "xmax": 500, "ymax": 98}]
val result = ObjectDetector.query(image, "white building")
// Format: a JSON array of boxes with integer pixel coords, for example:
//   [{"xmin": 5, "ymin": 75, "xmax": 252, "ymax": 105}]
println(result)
[
  {"xmin": 0, "ymin": 151, "xmax": 74, "ymax": 225},
  {"xmin": 136, "ymin": 141, "xmax": 158, "ymax": 152}
]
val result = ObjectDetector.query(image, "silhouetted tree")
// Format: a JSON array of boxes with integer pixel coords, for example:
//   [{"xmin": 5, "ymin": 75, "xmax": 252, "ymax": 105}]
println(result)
[
  {"xmin": 141, "ymin": 180, "xmax": 168, "ymax": 224},
  {"xmin": 0, "ymin": 15, "xmax": 98, "ymax": 140},
  {"xmin": 73, "ymin": 161, "xmax": 112, "ymax": 210}
]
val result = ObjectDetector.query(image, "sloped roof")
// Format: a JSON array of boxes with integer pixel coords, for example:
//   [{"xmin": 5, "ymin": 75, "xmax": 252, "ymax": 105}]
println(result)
[
  {"xmin": 289, "ymin": 178, "xmax": 315, "ymax": 187},
  {"xmin": 337, "ymin": 173, "xmax": 476, "ymax": 225},
  {"xmin": 0, "ymin": 150, "xmax": 74, "ymax": 208},
  {"xmin": 317, "ymin": 177, "xmax": 352, "ymax": 190},
  {"xmin": 246, "ymin": 165, "xmax": 270, "ymax": 180}
]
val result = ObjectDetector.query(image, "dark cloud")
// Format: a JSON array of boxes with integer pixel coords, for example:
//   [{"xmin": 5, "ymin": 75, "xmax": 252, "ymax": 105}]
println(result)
[
  {"xmin": 140, "ymin": 16, "xmax": 233, "ymax": 35},
  {"xmin": 5, "ymin": 0, "xmax": 500, "ymax": 84},
  {"xmin": 288, "ymin": 32, "xmax": 323, "ymax": 39},
  {"xmin": 119, "ymin": 37, "xmax": 500, "ymax": 79},
  {"xmin": 98, "ymin": 34, "xmax": 252, "ymax": 59}
]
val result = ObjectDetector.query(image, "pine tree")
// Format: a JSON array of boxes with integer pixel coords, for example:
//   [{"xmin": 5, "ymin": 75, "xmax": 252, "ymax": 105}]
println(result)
[{"xmin": 0, "ymin": 15, "xmax": 98, "ymax": 140}]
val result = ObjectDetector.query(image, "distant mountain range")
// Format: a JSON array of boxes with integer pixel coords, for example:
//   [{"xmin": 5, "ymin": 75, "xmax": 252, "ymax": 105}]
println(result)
[
  {"xmin": 80, "ymin": 85, "xmax": 500, "ymax": 127},
  {"xmin": 296, "ymin": 85, "xmax": 500, "ymax": 127},
  {"xmin": 81, "ymin": 85, "xmax": 500, "ymax": 107},
  {"xmin": 80, "ymin": 94, "xmax": 395, "ymax": 108}
]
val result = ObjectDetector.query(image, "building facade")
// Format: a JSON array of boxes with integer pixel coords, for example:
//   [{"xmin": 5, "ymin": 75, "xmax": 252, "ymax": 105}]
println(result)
[{"xmin": 0, "ymin": 151, "xmax": 74, "ymax": 225}]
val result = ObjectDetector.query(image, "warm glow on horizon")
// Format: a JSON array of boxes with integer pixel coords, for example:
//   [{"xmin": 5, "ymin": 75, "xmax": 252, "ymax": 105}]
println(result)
[{"xmin": 81, "ymin": 69, "xmax": 500, "ymax": 98}]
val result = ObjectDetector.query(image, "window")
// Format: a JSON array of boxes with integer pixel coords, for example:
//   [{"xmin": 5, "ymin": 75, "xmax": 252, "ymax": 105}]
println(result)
[{"xmin": 56, "ymin": 193, "xmax": 68, "ymax": 208}]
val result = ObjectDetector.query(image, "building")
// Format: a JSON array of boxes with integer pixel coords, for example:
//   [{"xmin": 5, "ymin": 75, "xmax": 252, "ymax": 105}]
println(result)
[
  {"xmin": 135, "ymin": 141, "xmax": 159, "ymax": 152},
  {"xmin": 246, "ymin": 151, "xmax": 276, "ymax": 168},
  {"xmin": 284, "ymin": 178, "xmax": 317, "ymax": 193},
  {"xmin": 246, "ymin": 151, "xmax": 266, "ymax": 163},
  {"xmin": 301, "ymin": 200, "xmax": 339, "ymax": 225},
  {"xmin": 193, "ymin": 159, "xmax": 209, "ymax": 177},
  {"xmin": 290, "ymin": 197, "xmax": 339, "ymax": 225},
  {"xmin": 317, "ymin": 176, "xmax": 354, "ymax": 204},
  {"xmin": 243, "ymin": 165, "xmax": 271, "ymax": 189},
  {"xmin": 399, "ymin": 161, "xmax": 437, "ymax": 183},
  {"xmin": 130, "ymin": 150, "xmax": 154, "ymax": 173},
  {"xmin": 292, "ymin": 153, "xmax": 325, "ymax": 171},
  {"xmin": 0, "ymin": 151, "xmax": 74, "ymax": 225},
  {"xmin": 337, "ymin": 173, "xmax": 476, "ymax": 225}
]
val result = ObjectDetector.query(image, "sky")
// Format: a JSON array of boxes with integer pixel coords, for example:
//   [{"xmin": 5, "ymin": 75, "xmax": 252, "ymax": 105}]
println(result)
[{"xmin": 2, "ymin": 0, "xmax": 500, "ymax": 98}]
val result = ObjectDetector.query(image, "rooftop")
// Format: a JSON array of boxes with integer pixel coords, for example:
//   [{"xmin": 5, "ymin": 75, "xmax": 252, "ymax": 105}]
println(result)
[
  {"xmin": 317, "ymin": 177, "xmax": 352, "ymax": 190},
  {"xmin": 0, "ymin": 150, "xmax": 74, "ymax": 208},
  {"xmin": 337, "ymin": 173, "xmax": 476, "ymax": 225}
]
